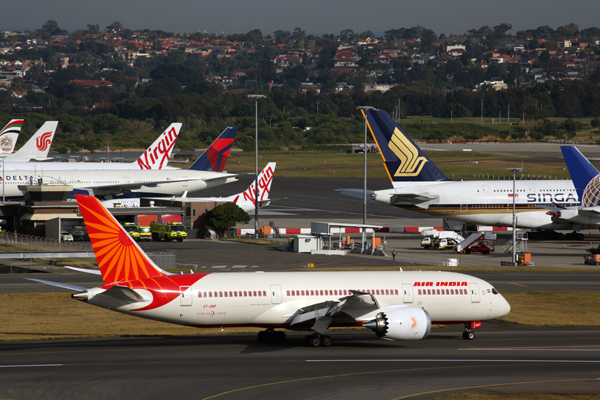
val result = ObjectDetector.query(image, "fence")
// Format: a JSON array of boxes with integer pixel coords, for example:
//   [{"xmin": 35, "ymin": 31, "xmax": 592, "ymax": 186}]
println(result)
[
  {"xmin": 147, "ymin": 252, "xmax": 176, "ymax": 269},
  {"xmin": 0, "ymin": 231, "xmax": 93, "ymax": 252}
]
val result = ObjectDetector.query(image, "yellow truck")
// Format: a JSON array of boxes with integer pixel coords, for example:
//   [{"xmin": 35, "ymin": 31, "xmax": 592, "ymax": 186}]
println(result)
[
  {"xmin": 151, "ymin": 222, "xmax": 187, "ymax": 242},
  {"xmin": 122, "ymin": 223, "xmax": 140, "ymax": 240},
  {"xmin": 138, "ymin": 225, "xmax": 152, "ymax": 241}
]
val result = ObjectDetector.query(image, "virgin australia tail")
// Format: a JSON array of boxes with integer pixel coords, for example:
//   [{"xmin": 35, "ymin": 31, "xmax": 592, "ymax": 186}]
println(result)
[
  {"xmin": 75, "ymin": 194, "xmax": 171, "ymax": 284},
  {"xmin": 188, "ymin": 126, "xmax": 238, "ymax": 172},
  {"xmin": 363, "ymin": 109, "xmax": 449, "ymax": 186},
  {"xmin": 135, "ymin": 123, "xmax": 182, "ymax": 169}
]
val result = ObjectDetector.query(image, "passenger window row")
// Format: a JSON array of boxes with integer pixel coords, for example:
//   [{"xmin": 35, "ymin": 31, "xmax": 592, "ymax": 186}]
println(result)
[
  {"xmin": 198, "ymin": 290, "xmax": 267, "ymax": 298},
  {"xmin": 286, "ymin": 288, "xmax": 399, "ymax": 297},
  {"xmin": 418, "ymin": 288, "xmax": 467, "ymax": 295}
]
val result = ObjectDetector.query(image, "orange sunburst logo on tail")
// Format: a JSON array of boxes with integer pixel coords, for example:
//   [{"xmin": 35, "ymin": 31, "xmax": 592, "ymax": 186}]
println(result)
[{"xmin": 75, "ymin": 194, "xmax": 166, "ymax": 284}]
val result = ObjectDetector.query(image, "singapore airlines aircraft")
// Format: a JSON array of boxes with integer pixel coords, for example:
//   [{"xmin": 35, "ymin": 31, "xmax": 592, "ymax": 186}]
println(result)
[
  {"xmin": 0, "ymin": 119, "xmax": 23, "ymax": 155},
  {"xmin": 2, "ymin": 121, "xmax": 58, "ymax": 161},
  {"xmin": 362, "ymin": 109, "xmax": 584, "ymax": 236},
  {"xmin": 28, "ymin": 194, "xmax": 511, "ymax": 346},
  {"xmin": 0, "ymin": 126, "xmax": 239, "ymax": 200}
]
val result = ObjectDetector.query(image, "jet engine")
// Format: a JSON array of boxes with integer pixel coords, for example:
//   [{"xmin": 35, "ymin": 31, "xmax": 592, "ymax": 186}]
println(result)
[{"xmin": 364, "ymin": 307, "xmax": 431, "ymax": 341}]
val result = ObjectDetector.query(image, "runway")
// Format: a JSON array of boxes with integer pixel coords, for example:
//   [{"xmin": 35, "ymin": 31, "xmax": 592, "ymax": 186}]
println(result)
[{"xmin": 1, "ymin": 324, "xmax": 600, "ymax": 400}]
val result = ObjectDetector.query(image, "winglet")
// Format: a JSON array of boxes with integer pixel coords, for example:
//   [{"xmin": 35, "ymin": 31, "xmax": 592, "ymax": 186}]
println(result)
[
  {"xmin": 188, "ymin": 126, "xmax": 238, "ymax": 172},
  {"xmin": 561, "ymin": 146, "xmax": 600, "ymax": 204},
  {"xmin": 75, "ymin": 194, "xmax": 171, "ymax": 284},
  {"xmin": 136, "ymin": 123, "xmax": 183, "ymax": 169},
  {"xmin": 363, "ymin": 109, "xmax": 449, "ymax": 184}
]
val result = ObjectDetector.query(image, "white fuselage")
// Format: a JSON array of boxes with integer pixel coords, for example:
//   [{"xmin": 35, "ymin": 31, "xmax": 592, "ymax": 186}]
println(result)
[
  {"xmin": 0, "ymin": 167, "xmax": 236, "ymax": 199},
  {"xmin": 0, "ymin": 161, "xmax": 177, "ymax": 171},
  {"xmin": 84, "ymin": 271, "xmax": 510, "ymax": 329},
  {"xmin": 374, "ymin": 180, "xmax": 579, "ymax": 230}
]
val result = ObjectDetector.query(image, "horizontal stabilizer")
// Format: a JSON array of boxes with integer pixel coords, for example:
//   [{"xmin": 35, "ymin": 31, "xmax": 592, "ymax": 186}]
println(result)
[
  {"xmin": 65, "ymin": 266, "xmax": 102, "ymax": 275},
  {"xmin": 99, "ymin": 285, "xmax": 149, "ymax": 303},
  {"xmin": 26, "ymin": 278, "xmax": 89, "ymax": 292},
  {"xmin": 389, "ymin": 193, "xmax": 438, "ymax": 206}
]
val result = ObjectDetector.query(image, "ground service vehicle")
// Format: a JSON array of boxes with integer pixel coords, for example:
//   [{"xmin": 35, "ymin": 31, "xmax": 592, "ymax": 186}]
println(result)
[
  {"xmin": 151, "ymin": 222, "xmax": 187, "ymax": 242},
  {"xmin": 122, "ymin": 223, "xmax": 140, "ymax": 240},
  {"xmin": 138, "ymin": 225, "xmax": 151, "ymax": 241}
]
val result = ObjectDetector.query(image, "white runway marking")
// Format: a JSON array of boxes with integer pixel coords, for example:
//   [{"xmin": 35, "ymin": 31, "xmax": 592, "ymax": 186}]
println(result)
[
  {"xmin": 0, "ymin": 364, "xmax": 63, "ymax": 368},
  {"xmin": 211, "ymin": 265, "xmax": 227, "ymax": 269},
  {"xmin": 306, "ymin": 359, "xmax": 600, "ymax": 363},
  {"xmin": 231, "ymin": 265, "xmax": 247, "ymax": 269}
]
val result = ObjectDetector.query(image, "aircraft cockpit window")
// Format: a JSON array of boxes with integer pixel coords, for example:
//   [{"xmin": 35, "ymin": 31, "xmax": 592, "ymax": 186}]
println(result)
[{"xmin": 492, "ymin": 288, "xmax": 499, "ymax": 295}]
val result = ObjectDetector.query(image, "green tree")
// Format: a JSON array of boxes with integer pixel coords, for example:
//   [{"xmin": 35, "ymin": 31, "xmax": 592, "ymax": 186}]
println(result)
[{"xmin": 205, "ymin": 203, "xmax": 250, "ymax": 236}]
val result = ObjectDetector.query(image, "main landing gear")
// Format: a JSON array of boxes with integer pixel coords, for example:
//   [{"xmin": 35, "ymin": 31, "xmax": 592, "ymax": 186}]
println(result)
[
  {"xmin": 257, "ymin": 329, "xmax": 286, "ymax": 343},
  {"xmin": 304, "ymin": 333, "xmax": 332, "ymax": 347}
]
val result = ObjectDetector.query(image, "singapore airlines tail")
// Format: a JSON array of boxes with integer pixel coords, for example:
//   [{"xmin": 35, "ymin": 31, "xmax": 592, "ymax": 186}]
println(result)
[
  {"xmin": 0, "ymin": 119, "xmax": 24, "ymax": 155},
  {"xmin": 75, "ymin": 194, "xmax": 171, "ymax": 284},
  {"xmin": 135, "ymin": 123, "xmax": 183, "ymax": 169},
  {"xmin": 188, "ymin": 126, "xmax": 238, "ymax": 172},
  {"xmin": 4, "ymin": 121, "xmax": 58, "ymax": 161},
  {"xmin": 363, "ymin": 109, "xmax": 450, "ymax": 186}
]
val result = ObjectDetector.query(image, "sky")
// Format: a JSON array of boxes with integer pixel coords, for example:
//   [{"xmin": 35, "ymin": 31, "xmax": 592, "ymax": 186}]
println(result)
[{"xmin": 2, "ymin": 0, "xmax": 598, "ymax": 37}]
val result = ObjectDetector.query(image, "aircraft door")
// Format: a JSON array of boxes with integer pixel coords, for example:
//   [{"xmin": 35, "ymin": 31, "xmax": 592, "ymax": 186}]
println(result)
[
  {"xmin": 180, "ymin": 286, "xmax": 192, "ymax": 306},
  {"xmin": 402, "ymin": 283, "xmax": 413, "ymax": 303},
  {"xmin": 270, "ymin": 284, "xmax": 282, "ymax": 304},
  {"xmin": 482, "ymin": 185, "xmax": 490, "ymax": 197},
  {"xmin": 460, "ymin": 202, "xmax": 468, "ymax": 213},
  {"xmin": 469, "ymin": 283, "xmax": 480, "ymax": 303}
]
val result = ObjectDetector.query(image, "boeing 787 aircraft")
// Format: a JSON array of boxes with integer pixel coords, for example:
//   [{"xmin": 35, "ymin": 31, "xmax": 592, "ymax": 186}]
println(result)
[{"xmin": 28, "ymin": 194, "xmax": 511, "ymax": 346}]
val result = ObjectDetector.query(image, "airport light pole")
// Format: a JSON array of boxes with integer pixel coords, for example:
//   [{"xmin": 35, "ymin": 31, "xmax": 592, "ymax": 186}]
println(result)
[
  {"xmin": 508, "ymin": 168, "xmax": 522, "ymax": 265},
  {"xmin": 358, "ymin": 106, "xmax": 375, "ymax": 253},
  {"xmin": 249, "ymin": 94, "xmax": 266, "ymax": 239}
]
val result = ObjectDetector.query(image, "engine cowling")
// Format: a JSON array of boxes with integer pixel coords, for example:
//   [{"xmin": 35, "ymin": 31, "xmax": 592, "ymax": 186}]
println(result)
[{"xmin": 364, "ymin": 307, "xmax": 431, "ymax": 341}]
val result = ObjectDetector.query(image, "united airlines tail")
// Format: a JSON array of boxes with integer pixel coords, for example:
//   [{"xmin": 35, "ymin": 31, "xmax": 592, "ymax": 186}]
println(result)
[
  {"xmin": 75, "ymin": 194, "xmax": 171, "ymax": 284},
  {"xmin": 0, "ymin": 119, "xmax": 24, "ymax": 155},
  {"xmin": 188, "ymin": 126, "xmax": 238, "ymax": 172},
  {"xmin": 363, "ymin": 109, "xmax": 449, "ymax": 185},
  {"xmin": 561, "ymin": 146, "xmax": 600, "ymax": 207},
  {"xmin": 4, "ymin": 121, "xmax": 58, "ymax": 161},
  {"xmin": 136, "ymin": 123, "xmax": 182, "ymax": 169}
]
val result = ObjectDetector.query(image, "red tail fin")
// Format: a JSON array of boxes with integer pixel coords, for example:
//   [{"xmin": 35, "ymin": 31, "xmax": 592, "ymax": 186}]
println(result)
[{"xmin": 75, "ymin": 194, "xmax": 169, "ymax": 284}]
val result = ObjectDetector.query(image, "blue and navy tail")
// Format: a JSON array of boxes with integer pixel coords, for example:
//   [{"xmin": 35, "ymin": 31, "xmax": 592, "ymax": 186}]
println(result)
[
  {"xmin": 189, "ymin": 126, "xmax": 238, "ymax": 172},
  {"xmin": 561, "ymin": 146, "xmax": 600, "ymax": 207},
  {"xmin": 363, "ymin": 109, "xmax": 449, "ymax": 184}
]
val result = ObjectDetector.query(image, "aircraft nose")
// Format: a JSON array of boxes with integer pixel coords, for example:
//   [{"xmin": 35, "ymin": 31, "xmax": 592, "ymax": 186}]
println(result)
[{"xmin": 500, "ymin": 296, "xmax": 511, "ymax": 316}]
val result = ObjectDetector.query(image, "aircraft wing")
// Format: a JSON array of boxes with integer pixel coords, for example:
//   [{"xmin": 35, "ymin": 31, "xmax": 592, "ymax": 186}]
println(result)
[
  {"xmin": 288, "ymin": 290, "xmax": 380, "ymax": 334},
  {"xmin": 73, "ymin": 177, "xmax": 202, "ymax": 196},
  {"xmin": 336, "ymin": 189, "xmax": 376, "ymax": 201},
  {"xmin": 578, "ymin": 207, "xmax": 600, "ymax": 218}
]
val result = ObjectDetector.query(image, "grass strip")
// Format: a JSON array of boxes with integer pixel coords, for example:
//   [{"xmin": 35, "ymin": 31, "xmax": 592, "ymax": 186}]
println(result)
[{"xmin": 1, "ymin": 291, "xmax": 599, "ymax": 341}]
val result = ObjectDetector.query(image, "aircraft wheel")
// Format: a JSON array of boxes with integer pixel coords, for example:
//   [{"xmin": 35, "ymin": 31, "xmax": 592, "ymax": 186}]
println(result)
[
  {"xmin": 321, "ymin": 335, "xmax": 332, "ymax": 347},
  {"xmin": 578, "ymin": 233, "xmax": 585, "ymax": 241},
  {"xmin": 257, "ymin": 331, "xmax": 266, "ymax": 342},
  {"xmin": 306, "ymin": 334, "xmax": 321, "ymax": 347},
  {"xmin": 264, "ymin": 330, "xmax": 275, "ymax": 343},
  {"xmin": 462, "ymin": 331, "xmax": 475, "ymax": 340},
  {"xmin": 275, "ymin": 331, "xmax": 286, "ymax": 342}
]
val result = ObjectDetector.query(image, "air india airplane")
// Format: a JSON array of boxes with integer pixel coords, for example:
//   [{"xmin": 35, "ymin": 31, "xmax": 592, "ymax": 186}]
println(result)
[{"xmin": 29, "ymin": 195, "xmax": 511, "ymax": 346}]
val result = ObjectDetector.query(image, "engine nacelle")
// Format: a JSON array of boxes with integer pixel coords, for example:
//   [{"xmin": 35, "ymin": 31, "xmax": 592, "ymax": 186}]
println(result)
[{"xmin": 364, "ymin": 307, "xmax": 431, "ymax": 341}]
